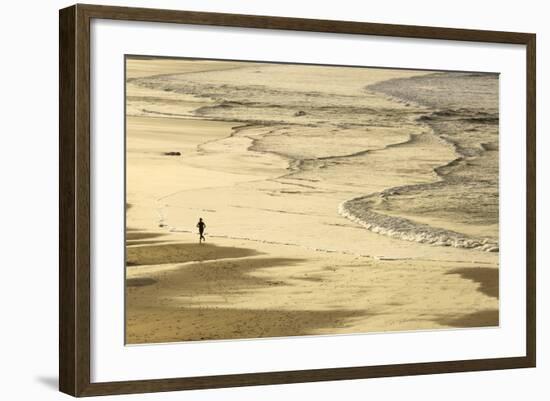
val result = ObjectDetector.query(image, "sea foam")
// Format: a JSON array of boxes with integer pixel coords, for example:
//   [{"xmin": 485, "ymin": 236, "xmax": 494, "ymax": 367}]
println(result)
[{"xmin": 338, "ymin": 195, "xmax": 498, "ymax": 252}]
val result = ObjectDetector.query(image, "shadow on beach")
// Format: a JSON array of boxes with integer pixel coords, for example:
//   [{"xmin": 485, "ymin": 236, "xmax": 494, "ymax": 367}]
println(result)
[
  {"xmin": 124, "ymin": 238, "xmax": 371, "ymax": 343},
  {"xmin": 446, "ymin": 267, "xmax": 499, "ymax": 299},
  {"xmin": 435, "ymin": 309, "xmax": 499, "ymax": 328},
  {"xmin": 435, "ymin": 268, "xmax": 499, "ymax": 328},
  {"xmin": 126, "ymin": 231, "xmax": 164, "ymax": 241},
  {"xmin": 128, "ymin": 256, "xmax": 305, "ymax": 295},
  {"xmin": 126, "ymin": 306, "xmax": 366, "ymax": 344},
  {"xmin": 126, "ymin": 241, "xmax": 261, "ymax": 266}
]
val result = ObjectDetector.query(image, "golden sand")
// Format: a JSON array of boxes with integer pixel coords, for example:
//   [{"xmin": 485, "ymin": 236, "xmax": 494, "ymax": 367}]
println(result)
[{"xmin": 125, "ymin": 58, "xmax": 498, "ymax": 344}]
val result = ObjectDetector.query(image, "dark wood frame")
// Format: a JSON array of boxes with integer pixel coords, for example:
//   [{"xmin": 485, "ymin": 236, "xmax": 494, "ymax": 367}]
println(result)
[{"xmin": 59, "ymin": 3, "xmax": 536, "ymax": 397}]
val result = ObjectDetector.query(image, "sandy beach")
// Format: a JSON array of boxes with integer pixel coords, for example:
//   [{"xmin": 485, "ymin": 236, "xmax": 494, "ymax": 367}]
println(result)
[{"xmin": 125, "ymin": 57, "xmax": 499, "ymax": 344}]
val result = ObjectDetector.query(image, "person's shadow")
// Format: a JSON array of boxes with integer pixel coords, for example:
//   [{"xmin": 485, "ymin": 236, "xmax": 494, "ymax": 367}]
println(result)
[{"xmin": 35, "ymin": 376, "xmax": 58, "ymax": 390}]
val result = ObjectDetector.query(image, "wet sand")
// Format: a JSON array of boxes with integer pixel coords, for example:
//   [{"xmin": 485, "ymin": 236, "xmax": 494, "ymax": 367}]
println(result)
[{"xmin": 125, "ymin": 58, "xmax": 499, "ymax": 344}]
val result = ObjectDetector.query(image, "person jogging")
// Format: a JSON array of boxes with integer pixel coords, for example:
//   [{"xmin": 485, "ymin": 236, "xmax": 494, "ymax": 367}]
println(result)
[{"xmin": 196, "ymin": 218, "xmax": 206, "ymax": 243}]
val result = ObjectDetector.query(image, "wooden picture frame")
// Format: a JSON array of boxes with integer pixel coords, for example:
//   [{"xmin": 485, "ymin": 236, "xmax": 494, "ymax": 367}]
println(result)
[{"xmin": 59, "ymin": 3, "xmax": 536, "ymax": 397}]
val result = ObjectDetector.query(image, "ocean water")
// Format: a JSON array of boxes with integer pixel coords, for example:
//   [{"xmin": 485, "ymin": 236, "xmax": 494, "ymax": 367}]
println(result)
[
  {"xmin": 349, "ymin": 72, "xmax": 500, "ymax": 251},
  {"xmin": 128, "ymin": 63, "xmax": 499, "ymax": 253}
]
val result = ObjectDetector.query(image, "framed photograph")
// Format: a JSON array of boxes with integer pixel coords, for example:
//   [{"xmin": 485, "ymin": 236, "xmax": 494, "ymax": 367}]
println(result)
[{"xmin": 59, "ymin": 4, "xmax": 536, "ymax": 397}]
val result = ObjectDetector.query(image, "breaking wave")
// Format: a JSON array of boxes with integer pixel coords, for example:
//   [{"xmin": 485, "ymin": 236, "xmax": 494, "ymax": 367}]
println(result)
[
  {"xmin": 338, "ymin": 193, "xmax": 498, "ymax": 252},
  {"xmin": 338, "ymin": 72, "xmax": 499, "ymax": 252}
]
